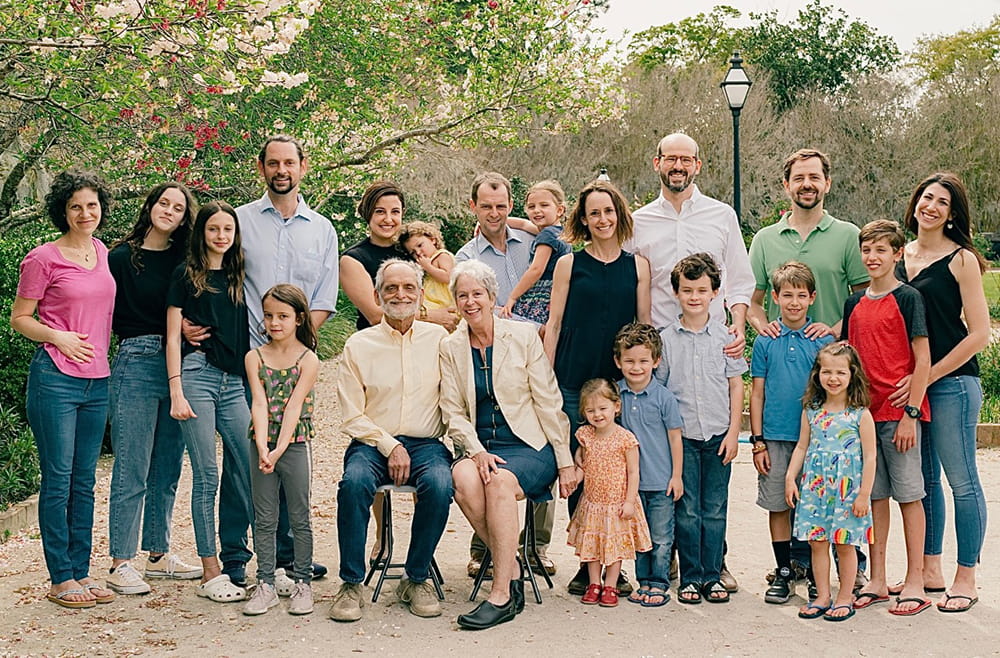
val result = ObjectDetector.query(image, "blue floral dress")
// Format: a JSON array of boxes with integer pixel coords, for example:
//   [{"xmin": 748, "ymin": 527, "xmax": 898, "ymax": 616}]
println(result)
[{"xmin": 793, "ymin": 407, "xmax": 873, "ymax": 546}]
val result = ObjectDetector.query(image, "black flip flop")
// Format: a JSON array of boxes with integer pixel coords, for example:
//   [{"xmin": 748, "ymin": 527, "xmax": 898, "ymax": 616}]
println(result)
[{"xmin": 936, "ymin": 594, "xmax": 978, "ymax": 613}]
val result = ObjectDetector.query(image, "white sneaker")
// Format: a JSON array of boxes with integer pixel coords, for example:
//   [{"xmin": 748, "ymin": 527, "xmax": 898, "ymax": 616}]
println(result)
[
  {"xmin": 288, "ymin": 582, "xmax": 314, "ymax": 615},
  {"xmin": 243, "ymin": 583, "xmax": 279, "ymax": 616},
  {"xmin": 274, "ymin": 568, "xmax": 296, "ymax": 597},
  {"xmin": 107, "ymin": 562, "xmax": 151, "ymax": 595},
  {"xmin": 145, "ymin": 554, "xmax": 203, "ymax": 580}
]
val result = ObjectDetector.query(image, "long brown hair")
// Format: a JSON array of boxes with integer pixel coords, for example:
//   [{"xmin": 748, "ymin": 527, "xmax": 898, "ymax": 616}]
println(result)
[
  {"xmin": 115, "ymin": 182, "xmax": 195, "ymax": 272},
  {"xmin": 803, "ymin": 342, "xmax": 871, "ymax": 410},
  {"xmin": 186, "ymin": 200, "xmax": 245, "ymax": 304},
  {"xmin": 261, "ymin": 284, "xmax": 317, "ymax": 351},
  {"xmin": 564, "ymin": 180, "xmax": 633, "ymax": 245},
  {"xmin": 904, "ymin": 172, "xmax": 987, "ymax": 273}
]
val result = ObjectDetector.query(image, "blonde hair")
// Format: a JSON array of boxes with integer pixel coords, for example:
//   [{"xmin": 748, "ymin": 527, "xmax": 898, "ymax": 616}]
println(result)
[
  {"xmin": 578, "ymin": 378, "xmax": 621, "ymax": 422},
  {"xmin": 397, "ymin": 220, "xmax": 444, "ymax": 252},
  {"xmin": 525, "ymin": 179, "xmax": 566, "ymax": 206}
]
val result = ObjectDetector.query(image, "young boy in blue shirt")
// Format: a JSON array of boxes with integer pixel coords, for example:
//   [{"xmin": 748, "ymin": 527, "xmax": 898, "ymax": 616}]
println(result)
[
  {"xmin": 749, "ymin": 261, "xmax": 834, "ymax": 604},
  {"xmin": 613, "ymin": 323, "xmax": 684, "ymax": 607},
  {"xmin": 657, "ymin": 253, "xmax": 748, "ymax": 604}
]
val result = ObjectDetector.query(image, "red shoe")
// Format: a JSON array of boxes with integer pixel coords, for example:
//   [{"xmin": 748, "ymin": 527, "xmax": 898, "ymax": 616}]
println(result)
[
  {"xmin": 581, "ymin": 584, "xmax": 601, "ymax": 604},
  {"xmin": 599, "ymin": 585, "xmax": 619, "ymax": 607}
]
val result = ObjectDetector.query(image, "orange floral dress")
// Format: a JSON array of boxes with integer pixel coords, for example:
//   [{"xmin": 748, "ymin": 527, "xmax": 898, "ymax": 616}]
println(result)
[{"xmin": 566, "ymin": 425, "xmax": 652, "ymax": 565}]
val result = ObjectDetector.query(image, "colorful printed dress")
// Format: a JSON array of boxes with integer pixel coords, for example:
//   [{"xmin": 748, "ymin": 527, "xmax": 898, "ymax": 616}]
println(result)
[
  {"xmin": 793, "ymin": 407, "xmax": 873, "ymax": 546},
  {"xmin": 567, "ymin": 425, "xmax": 652, "ymax": 564},
  {"xmin": 252, "ymin": 348, "xmax": 315, "ymax": 444}
]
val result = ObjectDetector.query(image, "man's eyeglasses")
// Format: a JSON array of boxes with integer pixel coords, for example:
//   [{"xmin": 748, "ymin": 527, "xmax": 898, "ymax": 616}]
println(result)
[{"xmin": 657, "ymin": 154, "xmax": 697, "ymax": 167}]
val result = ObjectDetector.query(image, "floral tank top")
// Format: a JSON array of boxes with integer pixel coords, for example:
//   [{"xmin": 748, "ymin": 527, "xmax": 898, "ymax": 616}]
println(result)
[{"xmin": 252, "ymin": 348, "xmax": 315, "ymax": 443}]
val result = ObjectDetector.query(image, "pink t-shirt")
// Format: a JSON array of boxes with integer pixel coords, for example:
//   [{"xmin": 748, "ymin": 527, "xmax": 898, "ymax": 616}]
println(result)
[{"xmin": 17, "ymin": 238, "xmax": 116, "ymax": 378}]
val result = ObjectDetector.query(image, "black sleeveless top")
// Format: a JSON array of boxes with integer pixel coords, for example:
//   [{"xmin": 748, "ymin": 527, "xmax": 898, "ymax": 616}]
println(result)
[
  {"xmin": 342, "ymin": 237, "xmax": 401, "ymax": 330},
  {"xmin": 896, "ymin": 249, "xmax": 979, "ymax": 378},
  {"xmin": 554, "ymin": 249, "xmax": 638, "ymax": 390}
]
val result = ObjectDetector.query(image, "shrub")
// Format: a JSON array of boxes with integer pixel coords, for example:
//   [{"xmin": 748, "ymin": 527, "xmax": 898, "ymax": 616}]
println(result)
[
  {"xmin": 0, "ymin": 404, "xmax": 40, "ymax": 510},
  {"xmin": 978, "ymin": 340, "xmax": 1000, "ymax": 400},
  {"xmin": 0, "ymin": 231, "xmax": 47, "ymax": 422}
]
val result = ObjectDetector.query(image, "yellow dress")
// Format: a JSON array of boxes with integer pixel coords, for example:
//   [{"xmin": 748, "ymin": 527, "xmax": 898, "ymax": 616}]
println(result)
[
  {"xmin": 566, "ymin": 425, "xmax": 652, "ymax": 565},
  {"xmin": 422, "ymin": 248, "xmax": 455, "ymax": 310}
]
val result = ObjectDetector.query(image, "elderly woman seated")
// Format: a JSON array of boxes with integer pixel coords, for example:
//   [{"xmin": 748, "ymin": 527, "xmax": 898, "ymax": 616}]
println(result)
[{"xmin": 439, "ymin": 260, "xmax": 577, "ymax": 630}]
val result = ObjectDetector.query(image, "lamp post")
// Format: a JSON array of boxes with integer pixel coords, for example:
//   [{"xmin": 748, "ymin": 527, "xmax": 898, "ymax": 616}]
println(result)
[
  {"xmin": 597, "ymin": 168, "xmax": 611, "ymax": 182},
  {"xmin": 720, "ymin": 51, "xmax": 752, "ymax": 223}
]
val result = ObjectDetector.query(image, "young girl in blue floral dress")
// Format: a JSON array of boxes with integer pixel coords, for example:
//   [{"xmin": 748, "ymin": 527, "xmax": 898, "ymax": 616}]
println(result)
[{"xmin": 785, "ymin": 342, "xmax": 876, "ymax": 622}]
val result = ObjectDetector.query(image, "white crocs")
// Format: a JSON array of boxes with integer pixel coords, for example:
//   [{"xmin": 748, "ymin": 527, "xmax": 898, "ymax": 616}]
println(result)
[{"xmin": 196, "ymin": 574, "xmax": 246, "ymax": 602}]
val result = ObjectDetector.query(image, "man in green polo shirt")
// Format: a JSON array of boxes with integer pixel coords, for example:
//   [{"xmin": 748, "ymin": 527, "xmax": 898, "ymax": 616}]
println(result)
[{"xmin": 748, "ymin": 148, "xmax": 869, "ymax": 338}]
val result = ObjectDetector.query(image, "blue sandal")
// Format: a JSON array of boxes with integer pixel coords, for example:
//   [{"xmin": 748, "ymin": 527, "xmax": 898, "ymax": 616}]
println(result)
[
  {"xmin": 824, "ymin": 604, "xmax": 856, "ymax": 622},
  {"xmin": 798, "ymin": 600, "xmax": 831, "ymax": 619}
]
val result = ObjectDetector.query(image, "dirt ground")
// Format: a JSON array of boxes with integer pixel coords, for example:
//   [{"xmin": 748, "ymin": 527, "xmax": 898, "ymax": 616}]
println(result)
[{"xmin": 1, "ymin": 356, "xmax": 999, "ymax": 657}]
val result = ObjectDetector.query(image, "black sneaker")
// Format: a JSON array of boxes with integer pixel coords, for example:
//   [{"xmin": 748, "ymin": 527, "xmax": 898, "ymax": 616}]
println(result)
[
  {"xmin": 807, "ymin": 576, "xmax": 818, "ymax": 601},
  {"xmin": 764, "ymin": 567, "xmax": 792, "ymax": 604},
  {"xmin": 616, "ymin": 570, "xmax": 634, "ymax": 596},
  {"xmin": 567, "ymin": 565, "xmax": 588, "ymax": 595}
]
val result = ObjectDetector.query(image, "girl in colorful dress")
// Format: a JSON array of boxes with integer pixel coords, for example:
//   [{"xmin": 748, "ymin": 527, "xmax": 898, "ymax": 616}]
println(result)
[
  {"xmin": 500, "ymin": 180, "xmax": 571, "ymax": 325},
  {"xmin": 566, "ymin": 378, "xmax": 651, "ymax": 608},
  {"xmin": 398, "ymin": 220, "xmax": 455, "ymax": 311},
  {"xmin": 243, "ymin": 284, "xmax": 319, "ymax": 617},
  {"xmin": 166, "ymin": 201, "xmax": 253, "ymax": 603},
  {"xmin": 785, "ymin": 342, "xmax": 876, "ymax": 622}
]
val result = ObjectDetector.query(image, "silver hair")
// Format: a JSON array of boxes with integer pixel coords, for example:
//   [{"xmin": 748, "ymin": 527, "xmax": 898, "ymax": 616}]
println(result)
[
  {"xmin": 449, "ymin": 259, "xmax": 498, "ymax": 301},
  {"xmin": 374, "ymin": 258, "xmax": 423, "ymax": 297}
]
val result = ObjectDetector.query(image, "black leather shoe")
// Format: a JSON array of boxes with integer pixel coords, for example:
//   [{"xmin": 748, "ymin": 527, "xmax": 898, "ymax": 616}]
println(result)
[
  {"xmin": 275, "ymin": 561, "xmax": 327, "ymax": 580},
  {"xmin": 510, "ymin": 579, "xmax": 524, "ymax": 614},
  {"xmin": 457, "ymin": 599, "xmax": 516, "ymax": 630},
  {"xmin": 221, "ymin": 561, "xmax": 247, "ymax": 588},
  {"xmin": 616, "ymin": 571, "xmax": 634, "ymax": 596},
  {"xmin": 765, "ymin": 567, "xmax": 792, "ymax": 604},
  {"xmin": 567, "ymin": 565, "xmax": 588, "ymax": 595}
]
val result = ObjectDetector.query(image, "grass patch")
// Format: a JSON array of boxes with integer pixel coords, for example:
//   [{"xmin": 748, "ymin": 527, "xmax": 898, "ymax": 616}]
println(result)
[
  {"xmin": 317, "ymin": 302, "xmax": 358, "ymax": 361},
  {"xmin": 984, "ymin": 271, "xmax": 1000, "ymax": 320}
]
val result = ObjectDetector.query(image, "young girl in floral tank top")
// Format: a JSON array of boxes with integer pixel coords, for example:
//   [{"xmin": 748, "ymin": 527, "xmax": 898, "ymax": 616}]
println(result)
[{"xmin": 244, "ymin": 284, "xmax": 320, "ymax": 616}]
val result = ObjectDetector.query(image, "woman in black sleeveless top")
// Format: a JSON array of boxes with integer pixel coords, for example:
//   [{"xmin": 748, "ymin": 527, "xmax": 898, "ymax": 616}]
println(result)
[{"xmin": 894, "ymin": 172, "xmax": 989, "ymax": 612}]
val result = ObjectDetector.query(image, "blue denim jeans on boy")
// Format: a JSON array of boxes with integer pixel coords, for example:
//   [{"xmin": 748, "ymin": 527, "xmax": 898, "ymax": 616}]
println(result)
[
  {"xmin": 675, "ymin": 433, "xmax": 731, "ymax": 586},
  {"xmin": 108, "ymin": 336, "xmax": 185, "ymax": 560},
  {"xmin": 337, "ymin": 437, "xmax": 453, "ymax": 584},
  {"xmin": 176, "ymin": 352, "xmax": 253, "ymax": 559},
  {"xmin": 636, "ymin": 490, "xmax": 675, "ymax": 590},
  {"xmin": 922, "ymin": 376, "xmax": 987, "ymax": 567},
  {"xmin": 26, "ymin": 349, "xmax": 109, "ymax": 584}
]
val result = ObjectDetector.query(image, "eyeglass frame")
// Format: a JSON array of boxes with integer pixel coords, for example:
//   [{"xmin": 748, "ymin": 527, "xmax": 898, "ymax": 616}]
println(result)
[{"xmin": 656, "ymin": 153, "xmax": 699, "ymax": 167}]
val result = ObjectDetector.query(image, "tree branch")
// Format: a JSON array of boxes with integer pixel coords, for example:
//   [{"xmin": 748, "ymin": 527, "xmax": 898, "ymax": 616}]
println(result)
[{"xmin": 0, "ymin": 121, "xmax": 59, "ymax": 220}]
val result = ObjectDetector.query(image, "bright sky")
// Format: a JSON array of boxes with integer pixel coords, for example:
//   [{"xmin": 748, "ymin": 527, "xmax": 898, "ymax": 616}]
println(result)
[{"xmin": 595, "ymin": 0, "xmax": 1000, "ymax": 52}]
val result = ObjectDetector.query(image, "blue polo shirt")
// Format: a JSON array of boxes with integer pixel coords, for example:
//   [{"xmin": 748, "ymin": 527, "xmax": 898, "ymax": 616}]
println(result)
[
  {"xmin": 750, "ymin": 319, "xmax": 834, "ymax": 441},
  {"xmin": 618, "ymin": 378, "xmax": 684, "ymax": 491}
]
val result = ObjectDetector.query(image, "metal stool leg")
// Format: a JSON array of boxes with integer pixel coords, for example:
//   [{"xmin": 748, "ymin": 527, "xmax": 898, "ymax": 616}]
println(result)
[
  {"xmin": 369, "ymin": 490, "xmax": 395, "ymax": 601},
  {"xmin": 524, "ymin": 501, "xmax": 554, "ymax": 591},
  {"xmin": 469, "ymin": 548, "xmax": 493, "ymax": 601},
  {"xmin": 519, "ymin": 503, "xmax": 543, "ymax": 603}
]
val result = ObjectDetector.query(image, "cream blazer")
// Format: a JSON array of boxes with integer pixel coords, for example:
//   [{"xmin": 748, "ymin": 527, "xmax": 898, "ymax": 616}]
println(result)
[{"xmin": 439, "ymin": 317, "xmax": 573, "ymax": 469}]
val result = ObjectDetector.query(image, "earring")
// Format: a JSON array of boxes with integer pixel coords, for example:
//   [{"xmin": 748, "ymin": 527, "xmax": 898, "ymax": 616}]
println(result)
[{"xmin": 947, "ymin": 221, "xmax": 953, "ymax": 229}]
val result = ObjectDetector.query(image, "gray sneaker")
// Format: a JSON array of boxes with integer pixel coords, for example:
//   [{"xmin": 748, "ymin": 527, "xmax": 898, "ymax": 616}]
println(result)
[
  {"xmin": 107, "ymin": 562, "xmax": 151, "ymax": 595},
  {"xmin": 243, "ymin": 583, "xmax": 278, "ymax": 616},
  {"xmin": 329, "ymin": 582, "xmax": 366, "ymax": 622},
  {"xmin": 288, "ymin": 582, "xmax": 314, "ymax": 615},
  {"xmin": 396, "ymin": 578, "xmax": 441, "ymax": 618},
  {"xmin": 274, "ymin": 568, "xmax": 296, "ymax": 597}
]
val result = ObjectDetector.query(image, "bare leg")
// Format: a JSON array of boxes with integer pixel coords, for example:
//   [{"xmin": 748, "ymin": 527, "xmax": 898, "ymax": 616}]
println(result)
[
  {"xmin": 200, "ymin": 556, "xmax": 221, "ymax": 584},
  {"xmin": 828, "ymin": 543, "xmax": 858, "ymax": 618},
  {"xmin": 587, "ymin": 561, "xmax": 602, "ymax": 586},
  {"xmin": 603, "ymin": 560, "xmax": 622, "ymax": 589},
  {"xmin": 801, "ymin": 540, "xmax": 832, "ymax": 614},
  {"xmin": 857, "ymin": 498, "xmax": 890, "ymax": 598},
  {"xmin": 484, "ymin": 470, "xmax": 523, "ymax": 606},
  {"xmin": 453, "ymin": 460, "xmax": 492, "ymax": 547},
  {"xmin": 891, "ymin": 500, "xmax": 927, "ymax": 613},
  {"xmin": 941, "ymin": 564, "xmax": 978, "ymax": 609},
  {"xmin": 923, "ymin": 553, "xmax": 945, "ymax": 589}
]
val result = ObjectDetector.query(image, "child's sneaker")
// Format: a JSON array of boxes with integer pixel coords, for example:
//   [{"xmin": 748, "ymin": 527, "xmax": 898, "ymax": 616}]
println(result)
[
  {"xmin": 274, "ymin": 568, "xmax": 296, "ymax": 597},
  {"xmin": 288, "ymin": 582, "xmax": 314, "ymax": 615},
  {"xmin": 107, "ymin": 562, "xmax": 151, "ymax": 595},
  {"xmin": 765, "ymin": 567, "xmax": 792, "ymax": 604},
  {"xmin": 145, "ymin": 554, "xmax": 203, "ymax": 580},
  {"xmin": 243, "ymin": 583, "xmax": 279, "ymax": 616}
]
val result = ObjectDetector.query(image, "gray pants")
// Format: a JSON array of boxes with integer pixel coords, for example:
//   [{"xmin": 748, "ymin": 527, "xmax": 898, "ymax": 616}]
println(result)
[{"xmin": 251, "ymin": 441, "xmax": 313, "ymax": 584}]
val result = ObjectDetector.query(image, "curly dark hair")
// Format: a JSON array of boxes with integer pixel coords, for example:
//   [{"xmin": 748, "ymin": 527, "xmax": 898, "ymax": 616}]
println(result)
[
  {"xmin": 45, "ymin": 168, "xmax": 113, "ymax": 233},
  {"xmin": 114, "ymin": 182, "xmax": 196, "ymax": 273},
  {"xmin": 670, "ymin": 252, "xmax": 721, "ymax": 292},
  {"xmin": 613, "ymin": 322, "xmax": 662, "ymax": 360}
]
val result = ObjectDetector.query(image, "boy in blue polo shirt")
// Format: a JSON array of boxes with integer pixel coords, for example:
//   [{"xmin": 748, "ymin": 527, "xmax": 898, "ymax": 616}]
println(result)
[
  {"xmin": 614, "ymin": 323, "xmax": 684, "ymax": 607},
  {"xmin": 749, "ymin": 261, "xmax": 834, "ymax": 604}
]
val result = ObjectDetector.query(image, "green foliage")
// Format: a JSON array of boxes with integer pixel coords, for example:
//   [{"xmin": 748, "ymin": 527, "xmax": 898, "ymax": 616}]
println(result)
[
  {"xmin": 0, "ymin": 232, "xmax": 46, "ymax": 419},
  {"xmin": 978, "ymin": 340, "xmax": 1000, "ymax": 401},
  {"xmin": 910, "ymin": 16, "xmax": 1000, "ymax": 85},
  {"xmin": 0, "ymin": 405, "xmax": 40, "ymax": 510},
  {"xmin": 317, "ymin": 297, "xmax": 359, "ymax": 361},
  {"xmin": 629, "ymin": 5, "xmax": 741, "ymax": 70}
]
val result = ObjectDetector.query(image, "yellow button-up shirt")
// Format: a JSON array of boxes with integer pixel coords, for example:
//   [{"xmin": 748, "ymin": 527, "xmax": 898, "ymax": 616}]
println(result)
[{"xmin": 337, "ymin": 318, "xmax": 447, "ymax": 456}]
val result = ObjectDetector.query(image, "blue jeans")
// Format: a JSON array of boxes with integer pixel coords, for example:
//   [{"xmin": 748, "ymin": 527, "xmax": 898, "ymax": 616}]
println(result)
[
  {"xmin": 560, "ymin": 385, "xmax": 583, "ymax": 516},
  {"xmin": 176, "ymin": 352, "xmax": 253, "ymax": 560},
  {"xmin": 108, "ymin": 336, "xmax": 185, "ymax": 559},
  {"xmin": 922, "ymin": 376, "xmax": 987, "ymax": 567},
  {"xmin": 636, "ymin": 490, "xmax": 675, "ymax": 589},
  {"xmin": 337, "ymin": 438, "xmax": 453, "ymax": 584},
  {"xmin": 26, "ymin": 349, "xmax": 108, "ymax": 583},
  {"xmin": 675, "ymin": 434, "xmax": 730, "ymax": 585}
]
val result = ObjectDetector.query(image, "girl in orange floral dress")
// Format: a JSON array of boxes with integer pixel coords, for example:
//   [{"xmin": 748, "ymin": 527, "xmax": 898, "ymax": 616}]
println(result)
[{"xmin": 566, "ymin": 378, "xmax": 651, "ymax": 607}]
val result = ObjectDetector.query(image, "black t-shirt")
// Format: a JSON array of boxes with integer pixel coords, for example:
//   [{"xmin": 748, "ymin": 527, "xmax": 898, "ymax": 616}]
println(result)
[
  {"xmin": 166, "ymin": 264, "xmax": 249, "ymax": 375},
  {"xmin": 342, "ymin": 237, "xmax": 402, "ymax": 330},
  {"xmin": 109, "ymin": 244, "xmax": 185, "ymax": 339}
]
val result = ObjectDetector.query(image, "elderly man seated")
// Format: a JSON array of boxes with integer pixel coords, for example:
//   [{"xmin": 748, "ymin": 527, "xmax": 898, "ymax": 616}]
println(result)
[{"xmin": 330, "ymin": 259, "xmax": 454, "ymax": 621}]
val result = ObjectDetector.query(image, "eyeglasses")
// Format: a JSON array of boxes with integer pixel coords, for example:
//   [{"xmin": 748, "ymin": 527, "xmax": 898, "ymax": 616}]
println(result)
[{"xmin": 657, "ymin": 154, "xmax": 697, "ymax": 167}]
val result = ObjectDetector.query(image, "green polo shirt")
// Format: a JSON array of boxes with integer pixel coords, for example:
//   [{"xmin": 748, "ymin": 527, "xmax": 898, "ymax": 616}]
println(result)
[{"xmin": 748, "ymin": 211, "xmax": 869, "ymax": 326}]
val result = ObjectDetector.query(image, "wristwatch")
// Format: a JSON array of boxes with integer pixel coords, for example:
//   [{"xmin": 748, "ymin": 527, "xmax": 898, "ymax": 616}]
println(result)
[
  {"xmin": 904, "ymin": 405, "xmax": 921, "ymax": 419},
  {"xmin": 750, "ymin": 435, "xmax": 767, "ymax": 454}
]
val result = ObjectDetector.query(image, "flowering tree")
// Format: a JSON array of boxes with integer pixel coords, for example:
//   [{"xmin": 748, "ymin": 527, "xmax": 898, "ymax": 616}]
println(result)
[{"xmin": 1, "ymin": 0, "xmax": 621, "ymax": 224}]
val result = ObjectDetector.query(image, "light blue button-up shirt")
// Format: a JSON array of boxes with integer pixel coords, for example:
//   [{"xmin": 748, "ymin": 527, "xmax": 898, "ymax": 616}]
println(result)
[
  {"xmin": 454, "ymin": 225, "xmax": 533, "ymax": 307},
  {"xmin": 238, "ymin": 193, "xmax": 339, "ymax": 348},
  {"xmin": 618, "ymin": 378, "xmax": 684, "ymax": 491}
]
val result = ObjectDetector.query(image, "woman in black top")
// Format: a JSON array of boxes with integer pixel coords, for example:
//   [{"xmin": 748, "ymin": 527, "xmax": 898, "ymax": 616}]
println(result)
[
  {"xmin": 894, "ymin": 172, "xmax": 990, "ymax": 612},
  {"xmin": 106, "ymin": 183, "xmax": 203, "ymax": 595}
]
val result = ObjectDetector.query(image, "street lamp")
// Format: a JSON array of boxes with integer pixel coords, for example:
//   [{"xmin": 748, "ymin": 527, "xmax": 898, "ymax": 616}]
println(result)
[
  {"xmin": 720, "ymin": 51, "xmax": 752, "ymax": 222},
  {"xmin": 597, "ymin": 168, "xmax": 611, "ymax": 182}
]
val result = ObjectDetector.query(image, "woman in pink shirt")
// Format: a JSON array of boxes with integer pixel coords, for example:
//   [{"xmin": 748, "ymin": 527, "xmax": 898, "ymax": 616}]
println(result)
[{"xmin": 10, "ymin": 169, "xmax": 117, "ymax": 609}]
